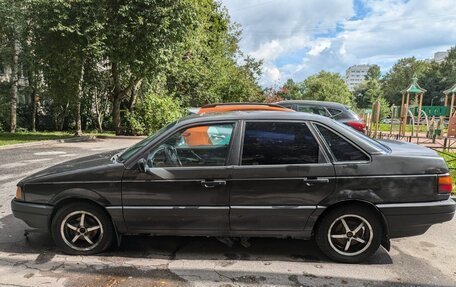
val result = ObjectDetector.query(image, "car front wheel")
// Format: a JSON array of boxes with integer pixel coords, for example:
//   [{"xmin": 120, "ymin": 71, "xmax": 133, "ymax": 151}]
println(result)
[
  {"xmin": 315, "ymin": 205, "xmax": 382, "ymax": 263},
  {"xmin": 51, "ymin": 202, "xmax": 114, "ymax": 255}
]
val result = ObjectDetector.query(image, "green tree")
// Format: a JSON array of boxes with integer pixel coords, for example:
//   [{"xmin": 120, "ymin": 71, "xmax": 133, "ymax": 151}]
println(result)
[
  {"xmin": 31, "ymin": 0, "xmax": 105, "ymax": 135},
  {"xmin": 280, "ymin": 79, "xmax": 304, "ymax": 100},
  {"xmin": 0, "ymin": 0, "xmax": 26, "ymax": 132},
  {"xmin": 301, "ymin": 71, "xmax": 353, "ymax": 105},
  {"xmin": 365, "ymin": 64, "xmax": 381, "ymax": 81},
  {"xmin": 420, "ymin": 61, "xmax": 444, "ymax": 106},
  {"xmin": 354, "ymin": 79, "xmax": 383, "ymax": 108},
  {"xmin": 103, "ymin": 0, "xmax": 199, "ymax": 134},
  {"xmin": 382, "ymin": 57, "xmax": 430, "ymax": 105},
  {"xmin": 124, "ymin": 90, "xmax": 184, "ymax": 135},
  {"xmin": 163, "ymin": 1, "xmax": 262, "ymax": 107},
  {"xmin": 440, "ymin": 47, "xmax": 456, "ymax": 92}
]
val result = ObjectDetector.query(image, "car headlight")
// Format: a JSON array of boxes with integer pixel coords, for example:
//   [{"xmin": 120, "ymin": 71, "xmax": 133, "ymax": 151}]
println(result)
[{"xmin": 15, "ymin": 186, "xmax": 24, "ymax": 201}]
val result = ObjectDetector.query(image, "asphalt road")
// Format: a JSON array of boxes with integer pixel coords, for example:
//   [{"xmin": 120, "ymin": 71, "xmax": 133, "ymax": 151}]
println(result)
[{"xmin": 0, "ymin": 138, "xmax": 455, "ymax": 287}]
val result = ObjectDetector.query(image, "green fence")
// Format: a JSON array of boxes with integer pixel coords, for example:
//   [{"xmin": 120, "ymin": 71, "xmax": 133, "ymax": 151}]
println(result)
[{"xmin": 398, "ymin": 106, "xmax": 450, "ymax": 117}]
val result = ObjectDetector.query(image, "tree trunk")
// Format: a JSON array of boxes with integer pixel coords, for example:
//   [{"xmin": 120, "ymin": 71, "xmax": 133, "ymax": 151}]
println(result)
[
  {"xmin": 30, "ymin": 91, "xmax": 36, "ymax": 132},
  {"xmin": 75, "ymin": 62, "xmax": 85, "ymax": 136},
  {"xmin": 94, "ymin": 90, "xmax": 104, "ymax": 133},
  {"xmin": 75, "ymin": 101, "xmax": 82, "ymax": 136},
  {"xmin": 97, "ymin": 115, "xmax": 103, "ymax": 133},
  {"xmin": 110, "ymin": 62, "xmax": 142, "ymax": 135},
  {"xmin": 9, "ymin": 40, "xmax": 19, "ymax": 133},
  {"xmin": 111, "ymin": 62, "xmax": 122, "ymax": 135},
  {"xmin": 112, "ymin": 96, "xmax": 121, "ymax": 135}
]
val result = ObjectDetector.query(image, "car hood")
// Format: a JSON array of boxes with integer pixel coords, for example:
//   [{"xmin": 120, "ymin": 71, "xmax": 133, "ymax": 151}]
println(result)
[
  {"xmin": 376, "ymin": 139, "xmax": 439, "ymax": 157},
  {"xmin": 20, "ymin": 149, "xmax": 123, "ymax": 184}
]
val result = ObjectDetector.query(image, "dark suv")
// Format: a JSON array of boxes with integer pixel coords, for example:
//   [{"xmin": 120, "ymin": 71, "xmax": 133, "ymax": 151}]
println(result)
[
  {"xmin": 11, "ymin": 111, "xmax": 455, "ymax": 263},
  {"xmin": 276, "ymin": 100, "xmax": 366, "ymax": 132}
]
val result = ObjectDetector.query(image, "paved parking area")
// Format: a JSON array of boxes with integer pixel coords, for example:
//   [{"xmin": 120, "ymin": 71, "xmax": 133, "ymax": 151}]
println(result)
[{"xmin": 0, "ymin": 138, "xmax": 455, "ymax": 287}]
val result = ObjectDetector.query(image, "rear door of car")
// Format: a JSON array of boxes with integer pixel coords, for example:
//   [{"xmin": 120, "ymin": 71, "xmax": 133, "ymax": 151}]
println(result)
[{"xmin": 229, "ymin": 120, "xmax": 336, "ymax": 232}]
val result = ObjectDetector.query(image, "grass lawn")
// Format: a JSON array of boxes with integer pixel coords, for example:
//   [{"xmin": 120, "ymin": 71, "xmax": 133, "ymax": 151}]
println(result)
[
  {"xmin": 0, "ymin": 131, "xmax": 114, "ymax": 146},
  {"xmin": 376, "ymin": 123, "xmax": 448, "ymax": 134}
]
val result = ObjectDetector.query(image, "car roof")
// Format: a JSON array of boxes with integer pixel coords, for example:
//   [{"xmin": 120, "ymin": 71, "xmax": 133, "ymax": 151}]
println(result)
[
  {"xmin": 276, "ymin": 100, "xmax": 349, "ymax": 109},
  {"xmin": 198, "ymin": 103, "xmax": 293, "ymax": 114},
  {"xmin": 177, "ymin": 110, "xmax": 332, "ymax": 126}
]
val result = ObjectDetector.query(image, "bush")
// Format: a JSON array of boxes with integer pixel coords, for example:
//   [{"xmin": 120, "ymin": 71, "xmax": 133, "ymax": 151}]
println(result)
[{"xmin": 123, "ymin": 93, "xmax": 185, "ymax": 136}]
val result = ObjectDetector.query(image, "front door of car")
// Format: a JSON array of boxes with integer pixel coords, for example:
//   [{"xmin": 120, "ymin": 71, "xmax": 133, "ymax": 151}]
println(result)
[
  {"xmin": 122, "ymin": 122, "xmax": 237, "ymax": 233},
  {"xmin": 230, "ymin": 121, "xmax": 336, "ymax": 232}
]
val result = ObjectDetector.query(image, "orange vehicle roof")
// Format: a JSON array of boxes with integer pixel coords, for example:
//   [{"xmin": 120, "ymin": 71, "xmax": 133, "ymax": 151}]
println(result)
[{"xmin": 198, "ymin": 103, "xmax": 294, "ymax": 114}]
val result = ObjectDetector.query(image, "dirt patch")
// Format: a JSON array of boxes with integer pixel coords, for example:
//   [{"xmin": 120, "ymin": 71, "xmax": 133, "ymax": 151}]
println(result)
[{"xmin": 63, "ymin": 265, "xmax": 189, "ymax": 287}]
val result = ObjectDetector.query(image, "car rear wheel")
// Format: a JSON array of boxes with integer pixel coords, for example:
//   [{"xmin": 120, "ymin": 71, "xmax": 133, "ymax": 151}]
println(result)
[
  {"xmin": 315, "ymin": 205, "xmax": 382, "ymax": 263},
  {"xmin": 51, "ymin": 202, "xmax": 114, "ymax": 255}
]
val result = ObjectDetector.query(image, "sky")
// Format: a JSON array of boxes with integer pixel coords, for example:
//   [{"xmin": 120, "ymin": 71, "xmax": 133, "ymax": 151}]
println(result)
[{"xmin": 220, "ymin": 0, "xmax": 456, "ymax": 87}]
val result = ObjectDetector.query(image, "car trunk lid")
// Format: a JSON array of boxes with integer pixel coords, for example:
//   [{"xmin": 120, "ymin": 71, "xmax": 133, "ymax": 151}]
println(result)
[{"xmin": 376, "ymin": 139, "xmax": 439, "ymax": 157}]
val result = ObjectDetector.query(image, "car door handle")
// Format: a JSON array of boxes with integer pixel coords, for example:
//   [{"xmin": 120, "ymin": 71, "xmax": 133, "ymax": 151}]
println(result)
[
  {"xmin": 303, "ymin": 178, "xmax": 330, "ymax": 186},
  {"xmin": 201, "ymin": 180, "xmax": 226, "ymax": 189}
]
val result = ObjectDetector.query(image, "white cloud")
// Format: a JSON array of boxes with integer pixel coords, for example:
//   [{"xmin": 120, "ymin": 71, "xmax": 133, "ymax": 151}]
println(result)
[
  {"xmin": 221, "ymin": 0, "xmax": 456, "ymax": 86},
  {"xmin": 261, "ymin": 63, "xmax": 282, "ymax": 86}
]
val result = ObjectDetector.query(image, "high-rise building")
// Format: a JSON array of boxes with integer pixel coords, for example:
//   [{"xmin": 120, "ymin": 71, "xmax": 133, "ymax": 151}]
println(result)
[
  {"xmin": 433, "ymin": 51, "xmax": 448, "ymax": 63},
  {"xmin": 344, "ymin": 64, "xmax": 371, "ymax": 91}
]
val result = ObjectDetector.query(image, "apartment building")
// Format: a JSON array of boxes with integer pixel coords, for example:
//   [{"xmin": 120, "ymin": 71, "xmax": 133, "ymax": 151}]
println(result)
[{"xmin": 344, "ymin": 64, "xmax": 371, "ymax": 91}]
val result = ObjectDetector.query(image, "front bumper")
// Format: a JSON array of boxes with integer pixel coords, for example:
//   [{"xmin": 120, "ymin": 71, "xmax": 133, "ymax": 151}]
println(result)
[
  {"xmin": 377, "ymin": 198, "xmax": 455, "ymax": 238},
  {"xmin": 11, "ymin": 199, "xmax": 54, "ymax": 232}
]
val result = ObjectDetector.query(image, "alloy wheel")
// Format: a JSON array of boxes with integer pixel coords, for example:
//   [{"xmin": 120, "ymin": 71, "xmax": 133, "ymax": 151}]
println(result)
[
  {"xmin": 60, "ymin": 211, "xmax": 104, "ymax": 251},
  {"xmin": 327, "ymin": 214, "xmax": 373, "ymax": 256}
]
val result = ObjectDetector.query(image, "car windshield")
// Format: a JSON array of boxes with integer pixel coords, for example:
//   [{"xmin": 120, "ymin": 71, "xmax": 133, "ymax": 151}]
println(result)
[
  {"xmin": 117, "ymin": 122, "xmax": 176, "ymax": 162},
  {"xmin": 332, "ymin": 120, "xmax": 390, "ymax": 152}
]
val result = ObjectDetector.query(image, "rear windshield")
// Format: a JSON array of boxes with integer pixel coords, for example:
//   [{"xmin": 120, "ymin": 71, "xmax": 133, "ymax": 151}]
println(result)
[{"xmin": 345, "ymin": 107, "xmax": 361, "ymax": 120}]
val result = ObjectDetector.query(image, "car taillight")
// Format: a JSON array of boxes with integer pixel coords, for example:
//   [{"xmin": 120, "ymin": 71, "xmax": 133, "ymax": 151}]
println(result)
[
  {"xmin": 438, "ymin": 175, "xmax": 452, "ymax": 194},
  {"xmin": 346, "ymin": 121, "xmax": 366, "ymax": 132}
]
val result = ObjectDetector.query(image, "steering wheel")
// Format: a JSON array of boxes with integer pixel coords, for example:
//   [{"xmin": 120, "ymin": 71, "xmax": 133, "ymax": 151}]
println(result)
[{"xmin": 147, "ymin": 144, "xmax": 182, "ymax": 167}]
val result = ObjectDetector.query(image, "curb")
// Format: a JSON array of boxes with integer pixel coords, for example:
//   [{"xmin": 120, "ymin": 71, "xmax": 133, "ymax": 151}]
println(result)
[
  {"xmin": 96, "ymin": 135, "xmax": 146, "ymax": 140},
  {"xmin": 0, "ymin": 135, "xmax": 97, "ymax": 150},
  {"xmin": 0, "ymin": 135, "xmax": 145, "ymax": 150}
]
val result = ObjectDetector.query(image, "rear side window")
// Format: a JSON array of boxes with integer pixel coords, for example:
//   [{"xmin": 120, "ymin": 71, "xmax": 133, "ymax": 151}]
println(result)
[
  {"xmin": 327, "ymin": 108, "xmax": 343, "ymax": 118},
  {"xmin": 315, "ymin": 124, "xmax": 369, "ymax": 162},
  {"xmin": 297, "ymin": 105, "xmax": 330, "ymax": 117},
  {"xmin": 242, "ymin": 122, "xmax": 320, "ymax": 165}
]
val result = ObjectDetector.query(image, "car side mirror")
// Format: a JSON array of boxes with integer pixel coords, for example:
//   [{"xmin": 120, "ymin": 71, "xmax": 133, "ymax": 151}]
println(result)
[{"xmin": 137, "ymin": 158, "xmax": 147, "ymax": 173}]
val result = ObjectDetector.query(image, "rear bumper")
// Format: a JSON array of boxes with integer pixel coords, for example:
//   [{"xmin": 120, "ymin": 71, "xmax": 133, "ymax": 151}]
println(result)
[
  {"xmin": 11, "ymin": 199, "xmax": 54, "ymax": 232},
  {"xmin": 377, "ymin": 198, "xmax": 455, "ymax": 238}
]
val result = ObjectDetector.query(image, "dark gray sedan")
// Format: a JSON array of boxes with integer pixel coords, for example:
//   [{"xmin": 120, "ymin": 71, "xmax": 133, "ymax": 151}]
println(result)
[{"xmin": 11, "ymin": 111, "xmax": 455, "ymax": 263}]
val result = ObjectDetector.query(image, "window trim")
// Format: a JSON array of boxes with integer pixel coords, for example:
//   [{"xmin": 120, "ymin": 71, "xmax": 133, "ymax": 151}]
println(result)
[
  {"xmin": 311, "ymin": 122, "xmax": 371, "ymax": 164},
  {"xmin": 141, "ymin": 121, "xmax": 238, "ymax": 168},
  {"xmin": 238, "ymin": 119, "xmax": 330, "ymax": 167}
]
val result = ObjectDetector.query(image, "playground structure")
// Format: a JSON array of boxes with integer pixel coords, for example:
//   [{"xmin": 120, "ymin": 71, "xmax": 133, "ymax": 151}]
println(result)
[{"xmin": 366, "ymin": 75, "xmax": 456, "ymax": 150}]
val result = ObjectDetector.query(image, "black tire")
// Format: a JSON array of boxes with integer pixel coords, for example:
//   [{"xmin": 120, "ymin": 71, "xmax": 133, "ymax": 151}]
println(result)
[
  {"xmin": 315, "ymin": 205, "xmax": 383, "ymax": 263},
  {"xmin": 51, "ymin": 202, "xmax": 115, "ymax": 255}
]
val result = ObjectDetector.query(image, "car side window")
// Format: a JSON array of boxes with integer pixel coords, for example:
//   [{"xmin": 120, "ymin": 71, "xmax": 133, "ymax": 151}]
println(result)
[
  {"xmin": 327, "ymin": 108, "xmax": 343, "ymax": 118},
  {"xmin": 315, "ymin": 124, "xmax": 369, "ymax": 162},
  {"xmin": 241, "ymin": 122, "xmax": 321, "ymax": 165},
  {"xmin": 297, "ymin": 105, "xmax": 330, "ymax": 117},
  {"xmin": 147, "ymin": 123, "xmax": 234, "ymax": 167}
]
